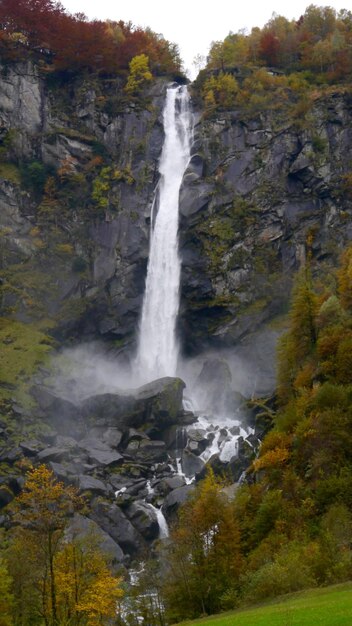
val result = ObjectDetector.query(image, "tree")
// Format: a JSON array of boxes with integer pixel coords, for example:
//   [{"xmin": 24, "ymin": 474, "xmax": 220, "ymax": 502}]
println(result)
[
  {"xmin": 10, "ymin": 465, "xmax": 83, "ymax": 626},
  {"xmin": 7, "ymin": 466, "xmax": 123, "ymax": 626},
  {"xmin": 124, "ymin": 54, "xmax": 153, "ymax": 96},
  {"xmin": 162, "ymin": 471, "xmax": 243, "ymax": 621},
  {"xmin": 278, "ymin": 266, "xmax": 318, "ymax": 401},
  {"xmin": 54, "ymin": 534, "xmax": 123, "ymax": 626},
  {"xmin": 202, "ymin": 72, "xmax": 238, "ymax": 112}
]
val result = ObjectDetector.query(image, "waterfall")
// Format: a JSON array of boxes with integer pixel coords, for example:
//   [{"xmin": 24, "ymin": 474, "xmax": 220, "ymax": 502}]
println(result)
[{"xmin": 135, "ymin": 85, "xmax": 193, "ymax": 383}]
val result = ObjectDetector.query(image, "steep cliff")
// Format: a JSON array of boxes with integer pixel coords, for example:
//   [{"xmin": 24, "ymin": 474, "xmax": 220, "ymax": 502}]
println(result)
[
  {"xmin": 2, "ymin": 60, "xmax": 352, "ymax": 362},
  {"xmin": 179, "ymin": 90, "xmax": 352, "ymax": 353},
  {"xmin": 0, "ymin": 59, "xmax": 167, "ymax": 347}
]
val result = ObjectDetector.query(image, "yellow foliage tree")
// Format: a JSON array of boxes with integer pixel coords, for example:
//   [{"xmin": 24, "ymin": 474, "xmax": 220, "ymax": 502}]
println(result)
[
  {"xmin": 202, "ymin": 72, "xmax": 238, "ymax": 111},
  {"xmin": 124, "ymin": 54, "xmax": 153, "ymax": 96},
  {"xmin": 55, "ymin": 538, "xmax": 123, "ymax": 626}
]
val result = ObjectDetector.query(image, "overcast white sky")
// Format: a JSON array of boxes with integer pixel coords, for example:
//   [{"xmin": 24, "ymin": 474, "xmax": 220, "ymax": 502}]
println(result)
[{"xmin": 60, "ymin": 0, "xmax": 350, "ymax": 78}]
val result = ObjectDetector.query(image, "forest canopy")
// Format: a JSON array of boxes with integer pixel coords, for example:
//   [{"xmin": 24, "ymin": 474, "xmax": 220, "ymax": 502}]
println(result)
[{"xmin": 0, "ymin": 0, "xmax": 182, "ymax": 76}]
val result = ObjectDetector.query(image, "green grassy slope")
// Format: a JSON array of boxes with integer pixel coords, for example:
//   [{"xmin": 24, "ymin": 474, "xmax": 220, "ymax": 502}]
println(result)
[{"xmin": 178, "ymin": 583, "xmax": 352, "ymax": 626}]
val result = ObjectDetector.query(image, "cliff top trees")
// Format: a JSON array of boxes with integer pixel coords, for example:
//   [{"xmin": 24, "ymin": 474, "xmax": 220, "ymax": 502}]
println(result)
[
  {"xmin": 0, "ymin": 0, "xmax": 182, "ymax": 76},
  {"xmin": 204, "ymin": 4, "xmax": 352, "ymax": 82}
]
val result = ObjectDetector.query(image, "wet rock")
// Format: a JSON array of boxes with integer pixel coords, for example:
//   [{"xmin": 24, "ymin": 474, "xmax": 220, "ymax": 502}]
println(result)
[
  {"xmin": 181, "ymin": 449, "xmax": 204, "ymax": 478},
  {"xmin": 125, "ymin": 501, "xmax": 159, "ymax": 541},
  {"xmin": 163, "ymin": 484, "xmax": 194, "ymax": 516},
  {"xmin": 90, "ymin": 500, "xmax": 144, "ymax": 556},
  {"xmin": 155, "ymin": 475, "xmax": 186, "ymax": 496},
  {"xmin": 81, "ymin": 377, "xmax": 185, "ymax": 430},
  {"xmin": 78, "ymin": 438, "xmax": 124, "ymax": 467},
  {"xmin": 187, "ymin": 428, "xmax": 209, "ymax": 456},
  {"xmin": 179, "ymin": 180, "xmax": 213, "ymax": 217},
  {"xmin": 125, "ymin": 439, "xmax": 167, "ymax": 464}
]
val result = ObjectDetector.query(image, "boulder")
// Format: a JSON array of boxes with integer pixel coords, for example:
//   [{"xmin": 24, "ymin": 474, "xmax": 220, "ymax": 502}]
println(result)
[
  {"xmin": 37, "ymin": 446, "xmax": 71, "ymax": 463},
  {"xmin": 155, "ymin": 475, "xmax": 186, "ymax": 496},
  {"xmin": 163, "ymin": 485, "xmax": 194, "ymax": 516},
  {"xmin": 81, "ymin": 377, "xmax": 185, "ymax": 429},
  {"xmin": 125, "ymin": 439, "xmax": 167, "ymax": 464},
  {"xmin": 19, "ymin": 440, "xmax": 45, "ymax": 456},
  {"xmin": 78, "ymin": 438, "xmax": 124, "ymax": 467},
  {"xmin": 78, "ymin": 475, "xmax": 111, "ymax": 497},
  {"xmin": 66, "ymin": 514, "xmax": 124, "ymax": 565},
  {"xmin": 187, "ymin": 428, "xmax": 209, "ymax": 456},
  {"xmin": 30, "ymin": 386, "xmax": 84, "ymax": 439},
  {"xmin": 90, "ymin": 500, "xmax": 144, "ymax": 556},
  {"xmin": 125, "ymin": 501, "xmax": 159, "ymax": 541},
  {"xmin": 181, "ymin": 449, "xmax": 204, "ymax": 478}
]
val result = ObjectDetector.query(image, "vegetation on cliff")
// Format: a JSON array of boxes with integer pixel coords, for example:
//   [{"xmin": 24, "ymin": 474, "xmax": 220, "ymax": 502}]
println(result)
[{"xmin": 193, "ymin": 5, "xmax": 352, "ymax": 115}]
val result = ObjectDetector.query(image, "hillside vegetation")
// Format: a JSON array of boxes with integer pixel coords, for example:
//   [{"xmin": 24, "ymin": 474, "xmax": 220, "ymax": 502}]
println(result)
[{"xmin": 134, "ymin": 247, "xmax": 352, "ymax": 623}]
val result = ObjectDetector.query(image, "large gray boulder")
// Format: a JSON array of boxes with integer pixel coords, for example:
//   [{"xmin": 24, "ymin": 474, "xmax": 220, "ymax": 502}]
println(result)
[
  {"xmin": 81, "ymin": 377, "xmax": 186, "ymax": 429},
  {"xmin": 78, "ymin": 437, "xmax": 124, "ymax": 467},
  {"xmin": 125, "ymin": 501, "xmax": 159, "ymax": 541},
  {"xmin": 90, "ymin": 500, "xmax": 144, "ymax": 556},
  {"xmin": 66, "ymin": 514, "xmax": 124, "ymax": 565},
  {"xmin": 181, "ymin": 449, "xmax": 204, "ymax": 478},
  {"xmin": 30, "ymin": 386, "xmax": 84, "ymax": 439},
  {"xmin": 163, "ymin": 485, "xmax": 194, "ymax": 517}
]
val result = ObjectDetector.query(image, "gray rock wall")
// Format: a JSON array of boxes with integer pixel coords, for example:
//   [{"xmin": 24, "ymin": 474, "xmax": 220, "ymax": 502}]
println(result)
[{"xmin": 179, "ymin": 93, "xmax": 352, "ymax": 352}]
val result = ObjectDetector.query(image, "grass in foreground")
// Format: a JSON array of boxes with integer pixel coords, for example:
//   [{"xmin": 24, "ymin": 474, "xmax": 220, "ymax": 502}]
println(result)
[{"xmin": 178, "ymin": 582, "xmax": 352, "ymax": 626}]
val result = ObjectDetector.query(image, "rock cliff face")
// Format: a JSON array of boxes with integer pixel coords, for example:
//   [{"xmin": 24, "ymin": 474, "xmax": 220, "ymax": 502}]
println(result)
[
  {"xmin": 0, "ymin": 60, "xmax": 166, "ymax": 344},
  {"xmin": 179, "ymin": 92, "xmax": 352, "ymax": 353},
  {"xmin": 1, "ymin": 60, "xmax": 352, "ymax": 357}
]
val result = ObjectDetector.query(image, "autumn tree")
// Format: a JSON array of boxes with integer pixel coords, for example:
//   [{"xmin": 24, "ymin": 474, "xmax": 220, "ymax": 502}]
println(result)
[
  {"xmin": 9, "ymin": 466, "xmax": 83, "ymax": 626},
  {"xmin": 124, "ymin": 54, "xmax": 153, "ymax": 96},
  {"xmin": 54, "ymin": 533, "xmax": 123, "ymax": 626},
  {"xmin": 162, "ymin": 471, "xmax": 243, "ymax": 621},
  {"xmin": 202, "ymin": 72, "xmax": 238, "ymax": 112},
  {"xmin": 7, "ymin": 466, "xmax": 123, "ymax": 626}
]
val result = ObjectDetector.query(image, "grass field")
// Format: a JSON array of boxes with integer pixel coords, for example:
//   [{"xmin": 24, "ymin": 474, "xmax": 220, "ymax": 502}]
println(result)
[{"xmin": 178, "ymin": 583, "xmax": 352, "ymax": 626}]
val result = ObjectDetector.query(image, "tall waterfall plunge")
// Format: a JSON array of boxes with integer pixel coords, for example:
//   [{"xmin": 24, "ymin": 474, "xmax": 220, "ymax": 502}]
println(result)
[{"xmin": 135, "ymin": 85, "xmax": 193, "ymax": 383}]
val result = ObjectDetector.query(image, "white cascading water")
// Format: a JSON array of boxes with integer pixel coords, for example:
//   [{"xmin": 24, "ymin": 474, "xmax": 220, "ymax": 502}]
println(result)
[{"xmin": 135, "ymin": 85, "xmax": 193, "ymax": 383}]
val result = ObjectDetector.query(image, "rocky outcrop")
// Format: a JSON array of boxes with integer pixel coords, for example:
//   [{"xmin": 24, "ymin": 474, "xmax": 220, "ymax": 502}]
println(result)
[{"xmin": 0, "ymin": 376, "xmax": 197, "ymax": 562}]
